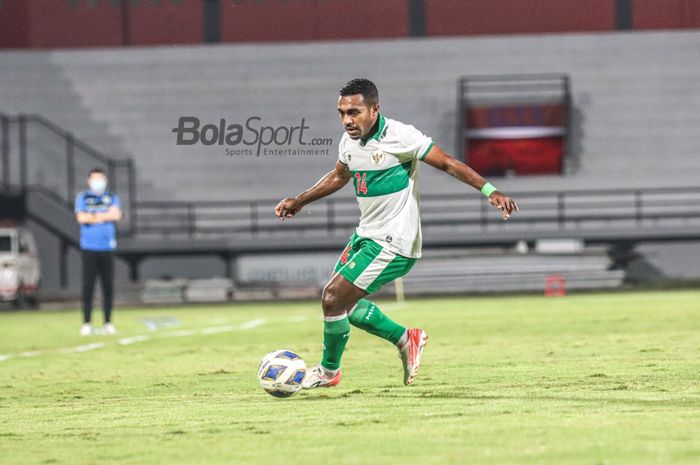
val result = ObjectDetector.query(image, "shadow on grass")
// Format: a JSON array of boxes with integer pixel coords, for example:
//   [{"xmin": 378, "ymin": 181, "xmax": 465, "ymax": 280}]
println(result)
[{"xmin": 294, "ymin": 388, "xmax": 699, "ymax": 409}]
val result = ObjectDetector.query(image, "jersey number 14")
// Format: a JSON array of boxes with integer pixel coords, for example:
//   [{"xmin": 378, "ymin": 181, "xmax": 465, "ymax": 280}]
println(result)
[{"xmin": 354, "ymin": 172, "xmax": 368, "ymax": 195}]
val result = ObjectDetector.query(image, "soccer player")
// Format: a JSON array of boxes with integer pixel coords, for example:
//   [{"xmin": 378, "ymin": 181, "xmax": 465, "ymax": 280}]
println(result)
[
  {"xmin": 74, "ymin": 168, "xmax": 122, "ymax": 336},
  {"xmin": 274, "ymin": 79, "xmax": 518, "ymax": 388}
]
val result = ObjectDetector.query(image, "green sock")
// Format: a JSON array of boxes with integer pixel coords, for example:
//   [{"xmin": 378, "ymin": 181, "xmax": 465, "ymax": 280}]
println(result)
[
  {"xmin": 321, "ymin": 314, "xmax": 350, "ymax": 371},
  {"xmin": 348, "ymin": 299, "xmax": 406, "ymax": 345}
]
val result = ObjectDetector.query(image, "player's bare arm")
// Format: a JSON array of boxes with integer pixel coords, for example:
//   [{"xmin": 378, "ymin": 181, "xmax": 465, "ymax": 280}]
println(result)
[
  {"xmin": 274, "ymin": 160, "xmax": 351, "ymax": 220},
  {"xmin": 423, "ymin": 144, "xmax": 519, "ymax": 220}
]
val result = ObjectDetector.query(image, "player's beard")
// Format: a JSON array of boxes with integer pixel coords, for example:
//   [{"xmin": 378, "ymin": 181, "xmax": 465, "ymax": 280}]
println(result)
[{"xmin": 345, "ymin": 126, "xmax": 361, "ymax": 139}]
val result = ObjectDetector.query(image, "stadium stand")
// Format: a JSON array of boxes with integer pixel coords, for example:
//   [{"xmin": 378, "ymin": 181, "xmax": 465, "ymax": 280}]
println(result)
[
  {"xmin": 1, "ymin": 31, "xmax": 699, "ymax": 202},
  {"xmin": 394, "ymin": 248, "xmax": 625, "ymax": 296},
  {"xmin": 2, "ymin": 31, "xmax": 700, "ymax": 297}
]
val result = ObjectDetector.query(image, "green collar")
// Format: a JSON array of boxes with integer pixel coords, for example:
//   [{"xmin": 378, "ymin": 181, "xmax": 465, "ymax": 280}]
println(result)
[{"xmin": 360, "ymin": 114, "xmax": 386, "ymax": 145}]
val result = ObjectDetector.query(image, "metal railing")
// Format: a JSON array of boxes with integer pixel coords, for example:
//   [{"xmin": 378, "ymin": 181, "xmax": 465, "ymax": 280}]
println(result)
[
  {"xmin": 0, "ymin": 113, "xmax": 136, "ymax": 234},
  {"xmin": 130, "ymin": 187, "xmax": 700, "ymax": 239},
  {"xmin": 2, "ymin": 114, "xmax": 699, "ymax": 244}
]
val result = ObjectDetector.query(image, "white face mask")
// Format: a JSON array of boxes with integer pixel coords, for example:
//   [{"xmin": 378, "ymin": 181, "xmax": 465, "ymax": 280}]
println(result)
[{"xmin": 89, "ymin": 178, "xmax": 107, "ymax": 194}]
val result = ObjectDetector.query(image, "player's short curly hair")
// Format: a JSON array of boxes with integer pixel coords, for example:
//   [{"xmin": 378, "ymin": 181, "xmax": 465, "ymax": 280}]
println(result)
[{"xmin": 339, "ymin": 78, "xmax": 378, "ymax": 105}]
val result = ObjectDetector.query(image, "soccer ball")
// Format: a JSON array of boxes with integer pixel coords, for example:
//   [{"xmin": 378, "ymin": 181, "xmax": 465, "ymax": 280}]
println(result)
[{"xmin": 257, "ymin": 349, "xmax": 306, "ymax": 398}]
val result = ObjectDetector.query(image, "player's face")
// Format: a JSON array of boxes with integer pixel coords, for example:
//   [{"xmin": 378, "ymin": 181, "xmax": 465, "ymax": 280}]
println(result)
[{"xmin": 337, "ymin": 95, "xmax": 379, "ymax": 140}]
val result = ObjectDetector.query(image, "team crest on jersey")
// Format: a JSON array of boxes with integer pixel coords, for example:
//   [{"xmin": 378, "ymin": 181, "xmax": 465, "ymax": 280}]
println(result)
[
  {"xmin": 102, "ymin": 195, "xmax": 112, "ymax": 205},
  {"xmin": 370, "ymin": 150, "xmax": 385, "ymax": 166}
]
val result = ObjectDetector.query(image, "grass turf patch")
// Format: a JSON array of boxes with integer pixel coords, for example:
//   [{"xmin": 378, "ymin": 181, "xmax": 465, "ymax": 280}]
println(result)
[{"xmin": 0, "ymin": 290, "xmax": 698, "ymax": 465}]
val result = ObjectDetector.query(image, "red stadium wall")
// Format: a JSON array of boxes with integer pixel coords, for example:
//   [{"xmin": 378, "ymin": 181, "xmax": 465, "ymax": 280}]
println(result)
[
  {"xmin": 128, "ymin": 0, "xmax": 203, "ymax": 45},
  {"xmin": 28, "ymin": 1, "xmax": 123, "ymax": 48},
  {"xmin": 0, "ymin": 0, "xmax": 202, "ymax": 49},
  {"xmin": 0, "ymin": 1, "xmax": 121, "ymax": 48},
  {"xmin": 633, "ymin": 0, "xmax": 700, "ymax": 29},
  {"xmin": 0, "ymin": 1, "xmax": 31, "ymax": 48},
  {"xmin": 1, "ymin": 0, "xmax": 699, "ymax": 49},
  {"xmin": 220, "ymin": 0, "xmax": 408, "ymax": 42},
  {"xmin": 425, "ymin": 0, "xmax": 616, "ymax": 36}
]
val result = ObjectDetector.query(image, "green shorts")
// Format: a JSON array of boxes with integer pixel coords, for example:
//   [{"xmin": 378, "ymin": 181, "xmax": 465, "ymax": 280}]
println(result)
[{"xmin": 333, "ymin": 233, "xmax": 417, "ymax": 294}]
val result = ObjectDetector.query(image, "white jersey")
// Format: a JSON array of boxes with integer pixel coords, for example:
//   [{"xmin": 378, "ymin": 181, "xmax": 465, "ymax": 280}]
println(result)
[{"xmin": 338, "ymin": 114, "xmax": 434, "ymax": 258}]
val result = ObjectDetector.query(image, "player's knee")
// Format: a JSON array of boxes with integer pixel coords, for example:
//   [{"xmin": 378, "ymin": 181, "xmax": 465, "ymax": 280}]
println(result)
[{"xmin": 321, "ymin": 284, "xmax": 342, "ymax": 315}]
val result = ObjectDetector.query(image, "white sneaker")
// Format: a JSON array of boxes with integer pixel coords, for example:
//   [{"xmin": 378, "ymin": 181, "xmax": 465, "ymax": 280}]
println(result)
[
  {"xmin": 102, "ymin": 323, "xmax": 117, "ymax": 335},
  {"xmin": 79, "ymin": 323, "xmax": 92, "ymax": 336},
  {"xmin": 301, "ymin": 365, "xmax": 342, "ymax": 389}
]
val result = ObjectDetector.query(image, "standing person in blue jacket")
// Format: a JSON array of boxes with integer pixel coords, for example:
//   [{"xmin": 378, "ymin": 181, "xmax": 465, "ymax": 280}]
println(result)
[{"xmin": 74, "ymin": 168, "xmax": 122, "ymax": 336}]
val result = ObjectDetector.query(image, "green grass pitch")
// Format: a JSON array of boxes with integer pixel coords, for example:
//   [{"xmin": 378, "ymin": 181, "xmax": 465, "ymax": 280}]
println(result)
[{"xmin": 1, "ymin": 290, "xmax": 699, "ymax": 465}]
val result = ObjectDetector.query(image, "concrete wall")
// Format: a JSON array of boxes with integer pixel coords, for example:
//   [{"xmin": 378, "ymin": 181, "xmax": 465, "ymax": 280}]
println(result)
[{"xmin": 2, "ymin": 31, "xmax": 699, "ymax": 290}]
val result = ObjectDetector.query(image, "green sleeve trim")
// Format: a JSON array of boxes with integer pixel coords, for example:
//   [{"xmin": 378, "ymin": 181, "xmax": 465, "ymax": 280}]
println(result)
[{"xmin": 419, "ymin": 141, "xmax": 434, "ymax": 160}]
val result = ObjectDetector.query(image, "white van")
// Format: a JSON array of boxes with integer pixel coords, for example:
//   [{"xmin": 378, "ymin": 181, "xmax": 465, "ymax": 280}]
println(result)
[{"xmin": 0, "ymin": 225, "xmax": 41, "ymax": 307}]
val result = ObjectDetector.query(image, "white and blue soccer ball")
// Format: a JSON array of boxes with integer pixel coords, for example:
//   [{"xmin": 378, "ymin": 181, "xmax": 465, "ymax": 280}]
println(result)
[{"xmin": 257, "ymin": 349, "xmax": 306, "ymax": 398}]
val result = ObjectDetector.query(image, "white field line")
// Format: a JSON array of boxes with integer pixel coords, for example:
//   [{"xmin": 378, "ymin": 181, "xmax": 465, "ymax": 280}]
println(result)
[
  {"xmin": 62, "ymin": 342, "xmax": 105, "ymax": 353},
  {"xmin": 239, "ymin": 318, "xmax": 267, "ymax": 330},
  {"xmin": 158, "ymin": 329, "xmax": 196, "ymax": 338},
  {"xmin": 118, "ymin": 334, "xmax": 151, "ymax": 346},
  {"xmin": 0, "ymin": 318, "xmax": 275, "ymax": 363},
  {"xmin": 18, "ymin": 350, "xmax": 43, "ymax": 358},
  {"xmin": 201, "ymin": 325, "xmax": 236, "ymax": 335}
]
